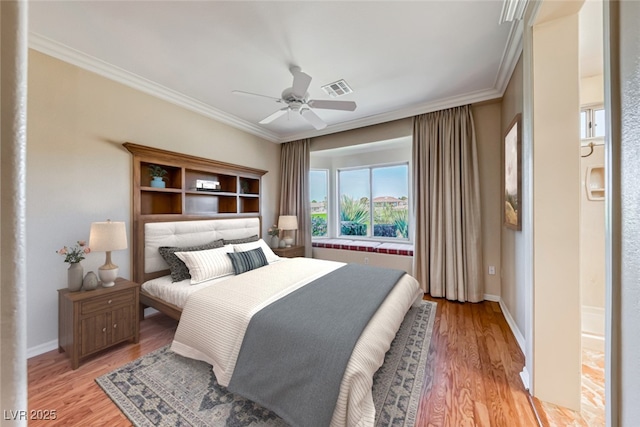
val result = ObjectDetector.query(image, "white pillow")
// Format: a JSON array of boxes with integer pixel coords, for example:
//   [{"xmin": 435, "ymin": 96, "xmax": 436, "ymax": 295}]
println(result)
[
  {"xmin": 233, "ymin": 239, "xmax": 280, "ymax": 263},
  {"xmin": 175, "ymin": 245, "xmax": 235, "ymax": 285}
]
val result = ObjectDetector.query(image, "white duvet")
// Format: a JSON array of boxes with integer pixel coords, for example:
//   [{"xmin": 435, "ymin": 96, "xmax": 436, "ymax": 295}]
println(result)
[{"xmin": 171, "ymin": 257, "xmax": 422, "ymax": 427}]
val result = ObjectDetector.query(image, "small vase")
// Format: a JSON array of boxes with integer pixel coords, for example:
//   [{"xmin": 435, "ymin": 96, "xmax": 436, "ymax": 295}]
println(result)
[
  {"xmin": 270, "ymin": 235, "xmax": 279, "ymax": 249},
  {"xmin": 82, "ymin": 271, "xmax": 99, "ymax": 291},
  {"xmin": 150, "ymin": 176, "xmax": 166, "ymax": 188},
  {"xmin": 67, "ymin": 262, "xmax": 83, "ymax": 292}
]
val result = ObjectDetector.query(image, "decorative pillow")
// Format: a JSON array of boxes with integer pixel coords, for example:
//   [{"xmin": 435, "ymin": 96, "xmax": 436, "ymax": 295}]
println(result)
[
  {"xmin": 222, "ymin": 235, "xmax": 259, "ymax": 245},
  {"xmin": 233, "ymin": 239, "xmax": 280, "ymax": 263},
  {"xmin": 227, "ymin": 247, "xmax": 268, "ymax": 275},
  {"xmin": 159, "ymin": 239, "xmax": 224, "ymax": 282},
  {"xmin": 174, "ymin": 246, "xmax": 235, "ymax": 285}
]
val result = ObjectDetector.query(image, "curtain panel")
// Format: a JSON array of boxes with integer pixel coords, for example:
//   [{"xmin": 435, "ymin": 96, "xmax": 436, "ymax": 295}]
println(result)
[
  {"xmin": 412, "ymin": 105, "xmax": 484, "ymax": 302},
  {"xmin": 278, "ymin": 139, "xmax": 311, "ymax": 257}
]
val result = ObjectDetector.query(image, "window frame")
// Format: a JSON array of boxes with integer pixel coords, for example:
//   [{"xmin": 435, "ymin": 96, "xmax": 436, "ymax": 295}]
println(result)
[
  {"xmin": 335, "ymin": 161, "xmax": 410, "ymax": 242},
  {"xmin": 581, "ymin": 104, "xmax": 606, "ymax": 140},
  {"xmin": 309, "ymin": 168, "xmax": 330, "ymax": 238}
]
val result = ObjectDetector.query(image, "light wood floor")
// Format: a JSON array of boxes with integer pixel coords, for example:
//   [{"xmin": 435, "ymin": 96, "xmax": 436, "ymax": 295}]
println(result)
[{"xmin": 28, "ymin": 297, "xmax": 552, "ymax": 426}]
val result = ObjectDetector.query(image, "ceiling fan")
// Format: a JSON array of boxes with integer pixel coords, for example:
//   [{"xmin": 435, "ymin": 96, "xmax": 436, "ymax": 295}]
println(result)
[{"xmin": 233, "ymin": 66, "xmax": 357, "ymax": 130}]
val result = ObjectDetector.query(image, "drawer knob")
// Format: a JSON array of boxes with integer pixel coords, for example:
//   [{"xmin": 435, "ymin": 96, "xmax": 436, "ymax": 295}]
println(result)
[
  {"xmin": 113, "ymin": 324, "xmax": 117, "ymax": 329},
  {"xmin": 108, "ymin": 300, "xmax": 112, "ymax": 304},
  {"xmin": 102, "ymin": 327, "xmax": 106, "ymax": 333}
]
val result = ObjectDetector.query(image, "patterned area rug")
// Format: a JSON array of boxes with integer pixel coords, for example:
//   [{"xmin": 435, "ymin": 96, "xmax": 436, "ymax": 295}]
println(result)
[{"xmin": 96, "ymin": 301, "xmax": 436, "ymax": 427}]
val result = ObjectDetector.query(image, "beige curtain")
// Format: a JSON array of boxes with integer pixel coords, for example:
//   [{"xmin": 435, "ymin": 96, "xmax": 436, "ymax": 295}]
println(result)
[
  {"xmin": 278, "ymin": 139, "xmax": 311, "ymax": 257},
  {"xmin": 412, "ymin": 105, "xmax": 483, "ymax": 302}
]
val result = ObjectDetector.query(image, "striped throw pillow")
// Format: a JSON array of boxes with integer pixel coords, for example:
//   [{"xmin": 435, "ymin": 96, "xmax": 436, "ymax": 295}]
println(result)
[
  {"xmin": 174, "ymin": 246, "xmax": 234, "ymax": 285},
  {"xmin": 226, "ymin": 247, "xmax": 268, "ymax": 275}
]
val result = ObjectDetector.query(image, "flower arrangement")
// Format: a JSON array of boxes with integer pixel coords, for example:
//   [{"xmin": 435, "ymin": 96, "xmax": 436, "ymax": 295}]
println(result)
[
  {"xmin": 267, "ymin": 225, "xmax": 280, "ymax": 237},
  {"xmin": 56, "ymin": 241, "xmax": 91, "ymax": 263}
]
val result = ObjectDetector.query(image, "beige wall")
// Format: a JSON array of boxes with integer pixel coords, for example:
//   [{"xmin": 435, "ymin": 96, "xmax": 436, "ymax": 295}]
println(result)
[
  {"xmin": 500, "ymin": 56, "xmax": 525, "ymax": 337},
  {"xmin": 532, "ymin": 10, "xmax": 582, "ymax": 410},
  {"xmin": 26, "ymin": 50, "xmax": 281, "ymax": 352},
  {"xmin": 472, "ymin": 101, "xmax": 502, "ymax": 299},
  {"xmin": 310, "ymin": 104, "xmax": 502, "ymax": 299}
]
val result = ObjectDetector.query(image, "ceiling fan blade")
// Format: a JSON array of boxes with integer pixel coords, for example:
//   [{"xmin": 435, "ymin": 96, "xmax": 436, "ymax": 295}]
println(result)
[
  {"xmin": 300, "ymin": 108, "xmax": 327, "ymax": 130},
  {"xmin": 232, "ymin": 90, "xmax": 283, "ymax": 103},
  {"xmin": 259, "ymin": 108, "xmax": 288, "ymax": 124},
  {"xmin": 307, "ymin": 99, "xmax": 357, "ymax": 111},
  {"xmin": 290, "ymin": 66, "xmax": 312, "ymax": 99}
]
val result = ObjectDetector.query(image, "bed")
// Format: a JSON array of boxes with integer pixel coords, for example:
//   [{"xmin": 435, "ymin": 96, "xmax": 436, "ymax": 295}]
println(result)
[{"xmin": 135, "ymin": 217, "xmax": 423, "ymax": 427}]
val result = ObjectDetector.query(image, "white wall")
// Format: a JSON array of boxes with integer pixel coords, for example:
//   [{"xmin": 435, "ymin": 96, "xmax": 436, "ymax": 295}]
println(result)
[
  {"xmin": 531, "ymin": 8, "xmax": 582, "ymax": 410},
  {"xmin": 579, "ymin": 74, "xmax": 605, "ymax": 350},
  {"xmin": 26, "ymin": 50, "xmax": 281, "ymax": 355}
]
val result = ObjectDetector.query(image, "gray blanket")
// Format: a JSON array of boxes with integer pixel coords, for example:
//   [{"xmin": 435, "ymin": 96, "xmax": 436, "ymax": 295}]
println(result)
[{"xmin": 227, "ymin": 263, "xmax": 405, "ymax": 427}]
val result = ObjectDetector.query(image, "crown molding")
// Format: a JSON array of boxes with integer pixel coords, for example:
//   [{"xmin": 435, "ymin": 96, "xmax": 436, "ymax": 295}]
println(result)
[
  {"xmin": 499, "ymin": 0, "xmax": 528, "ymax": 24},
  {"xmin": 29, "ymin": 30, "xmax": 520, "ymax": 145},
  {"xmin": 28, "ymin": 32, "xmax": 280, "ymax": 143},
  {"xmin": 281, "ymin": 87, "xmax": 503, "ymax": 143},
  {"xmin": 494, "ymin": 19, "xmax": 524, "ymax": 96}
]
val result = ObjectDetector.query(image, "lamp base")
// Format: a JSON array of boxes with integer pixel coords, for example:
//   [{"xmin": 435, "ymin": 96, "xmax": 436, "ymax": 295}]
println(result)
[
  {"xmin": 283, "ymin": 237, "xmax": 294, "ymax": 248},
  {"xmin": 98, "ymin": 266, "xmax": 118, "ymax": 287}
]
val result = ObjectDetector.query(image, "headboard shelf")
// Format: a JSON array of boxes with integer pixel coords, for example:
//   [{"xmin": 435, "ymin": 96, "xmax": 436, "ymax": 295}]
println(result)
[{"xmin": 124, "ymin": 142, "xmax": 267, "ymax": 284}]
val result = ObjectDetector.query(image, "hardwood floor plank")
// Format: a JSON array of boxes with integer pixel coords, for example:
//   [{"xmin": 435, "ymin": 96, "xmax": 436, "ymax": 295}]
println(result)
[{"xmin": 28, "ymin": 298, "xmax": 544, "ymax": 426}]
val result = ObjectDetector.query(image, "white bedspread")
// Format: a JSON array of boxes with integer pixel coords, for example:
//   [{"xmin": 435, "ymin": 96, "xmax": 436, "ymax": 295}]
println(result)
[{"xmin": 171, "ymin": 257, "xmax": 422, "ymax": 427}]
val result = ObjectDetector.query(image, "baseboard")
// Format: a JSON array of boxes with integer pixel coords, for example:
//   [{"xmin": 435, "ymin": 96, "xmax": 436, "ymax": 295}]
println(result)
[
  {"xmin": 520, "ymin": 366, "xmax": 531, "ymax": 391},
  {"xmin": 582, "ymin": 305, "xmax": 604, "ymax": 336},
  {"xmin": 498, "ymin": 298, "xmax": 526, "ymax": 356},
  {"xmin": 27, "ymin": 339, "xmax": 58, "ymax": 359},
  {"xmin": 582, "ymin": 332, "xmax": 605, "ymax": 352},
  {"xmin": 484, "ymin": 293, "xmax": 500, "ymax": 302}
]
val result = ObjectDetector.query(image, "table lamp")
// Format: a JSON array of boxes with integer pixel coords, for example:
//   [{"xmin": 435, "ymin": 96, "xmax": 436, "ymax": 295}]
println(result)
[
  {"xmin": 278, "ymin": 215, "xmax": 298, "ymax": 247},
  {"xmin": 89, "ymin": 220, "xmax": 128, "ymax": 287}
]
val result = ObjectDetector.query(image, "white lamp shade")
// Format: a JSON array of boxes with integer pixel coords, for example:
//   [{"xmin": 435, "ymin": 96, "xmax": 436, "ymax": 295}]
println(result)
[
  {"xmin": 278, "ymin": 215, "xmax": 298, "ymax": 231},
  {"xmin": 89, "ymin": 221, "xmax": 128, "ymax": 251}
]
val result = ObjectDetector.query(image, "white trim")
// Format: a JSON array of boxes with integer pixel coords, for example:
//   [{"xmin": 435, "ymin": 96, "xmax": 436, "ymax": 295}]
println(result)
[
  {"xmin": 27, "ymin": 340, "xmax": 58, "ymax": 359},
  {"xmin": 582, "ymin": 305, "xmax": 605, "ymax": 337},
  {"xmin": 499, "ymin": 0, "xmax": 528, "ymax": 24},
  {"xmin": 520, "ymin": 366, "xmax": 531, "ymax": 390},
  {"xmin": 582, "ymin": 333, "xmax": 605, "ymax": 352},
  {"xmin": 484, "ymin": 293, "xmax": 501, "ymax": 302},
  {"xmin": 499, "ymin": 298, "xmax": 526, "ymax": 355}
]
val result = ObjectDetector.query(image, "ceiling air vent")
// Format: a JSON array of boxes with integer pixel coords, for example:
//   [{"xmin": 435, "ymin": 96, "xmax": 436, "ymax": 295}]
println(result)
[{"xmin": 321, "ymin": 79, "xmax": 353, "ymax": 98}]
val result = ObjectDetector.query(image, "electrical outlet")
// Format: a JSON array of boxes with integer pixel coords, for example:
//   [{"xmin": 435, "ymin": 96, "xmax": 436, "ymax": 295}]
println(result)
[
  {"xmin": 488, "ymin": 265, "xmax": 496, "ymax": 275},
  {"xmin": 364, "ymin": 257, "xmax": 369, "ymax": 265}
]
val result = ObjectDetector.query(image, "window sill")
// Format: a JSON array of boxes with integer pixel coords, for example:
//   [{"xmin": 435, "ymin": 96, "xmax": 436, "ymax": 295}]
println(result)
[{"xmin": 312, "ymin": 239, "xmax": 413, "ymax": 256}]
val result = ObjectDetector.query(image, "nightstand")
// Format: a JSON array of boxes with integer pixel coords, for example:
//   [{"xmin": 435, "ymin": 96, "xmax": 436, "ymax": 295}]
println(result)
[
  {"xmin": 58, "ymin": 278, "xmax": 140, "ymax": 369},
  {"xmin": 273, "ymin": 245, "xmax": 305, "ymax": 258}
]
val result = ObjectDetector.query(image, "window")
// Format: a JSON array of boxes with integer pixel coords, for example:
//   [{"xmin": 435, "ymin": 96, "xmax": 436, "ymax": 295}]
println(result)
[
  {"xmin": 338, "ymin": 163, "xmax": 409, "ymax": 240},
  {"xmin": 310, "ymin": 169, "xmax": 328, "ymax": 237},
  {"xmin": 581, "ymin": 106, "xmax": 606, "ymax": 139}
]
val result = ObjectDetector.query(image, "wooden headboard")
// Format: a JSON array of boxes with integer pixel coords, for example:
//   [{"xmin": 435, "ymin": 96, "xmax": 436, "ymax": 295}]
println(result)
[{"xmin": 133, "ymin": 216, "xmax": 262, "ymax": 285}]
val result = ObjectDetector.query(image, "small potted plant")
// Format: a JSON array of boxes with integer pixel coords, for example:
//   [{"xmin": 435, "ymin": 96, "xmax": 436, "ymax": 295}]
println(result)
[{"xmin": 148, "ymin": 164, "xmax": 168, "ymax": 188}]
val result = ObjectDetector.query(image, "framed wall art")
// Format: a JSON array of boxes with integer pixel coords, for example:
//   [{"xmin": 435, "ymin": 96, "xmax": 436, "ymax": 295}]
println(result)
[{"xmin": 504, "ymin": 114, "xmax": 522, "ymax": 230}]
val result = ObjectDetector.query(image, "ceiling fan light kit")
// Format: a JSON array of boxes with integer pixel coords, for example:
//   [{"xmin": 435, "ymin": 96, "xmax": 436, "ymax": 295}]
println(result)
[{"xmin": 234, "ymin": 65, "xmax": 357, "ymax": 130}]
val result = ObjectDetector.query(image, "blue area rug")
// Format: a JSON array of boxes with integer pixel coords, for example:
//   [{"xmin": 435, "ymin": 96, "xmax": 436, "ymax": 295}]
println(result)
[{"xmin": 96, "ymin": 301, "xmax": 436, "ymax": 427}]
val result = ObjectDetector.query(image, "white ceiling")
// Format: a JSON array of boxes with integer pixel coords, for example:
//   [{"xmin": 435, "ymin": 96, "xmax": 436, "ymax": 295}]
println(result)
[{"xmin": 29, "ymin": 1, "xmax": 522, "ymax": 143}]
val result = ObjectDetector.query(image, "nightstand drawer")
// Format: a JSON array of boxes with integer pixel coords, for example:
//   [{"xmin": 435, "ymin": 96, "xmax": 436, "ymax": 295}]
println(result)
[{"xmin": 80, "ymin": 289, "xmax": 135, "ymax": 315}]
